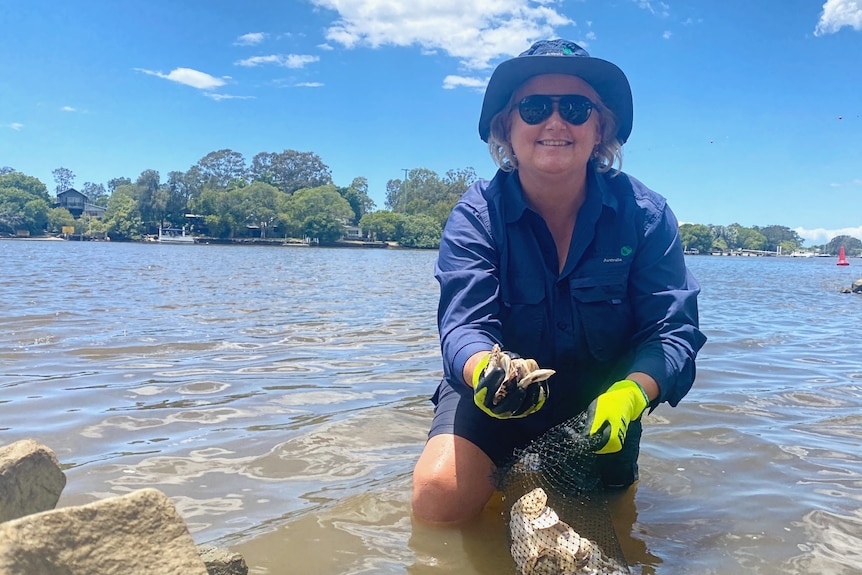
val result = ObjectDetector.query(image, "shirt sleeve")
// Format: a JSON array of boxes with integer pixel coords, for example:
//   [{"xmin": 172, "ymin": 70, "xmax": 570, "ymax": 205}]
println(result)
[
  {"xmin": 626, "ymin": 200, "xmax": 707, "ymax": 406},
  {"xmin": 434, "ymin": 191, "xmax": 501, "ymax": 386}
]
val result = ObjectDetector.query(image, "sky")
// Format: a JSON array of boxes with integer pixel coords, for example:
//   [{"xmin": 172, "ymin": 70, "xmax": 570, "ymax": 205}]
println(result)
[{"xmin": 2, "ymin": 0, "xmax": 861, "ymax": 246}]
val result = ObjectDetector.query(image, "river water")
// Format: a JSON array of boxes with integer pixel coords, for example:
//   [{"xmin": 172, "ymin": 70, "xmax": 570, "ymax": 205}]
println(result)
[{"xmin": 2, "ymin": 239, "xmax": 861, "ymax": 575}]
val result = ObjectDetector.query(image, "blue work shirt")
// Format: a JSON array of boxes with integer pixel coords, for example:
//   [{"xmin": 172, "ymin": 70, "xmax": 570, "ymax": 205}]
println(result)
[{"xmin": 435, "ymin": 165, "xmax": 706, "ymax": 422}]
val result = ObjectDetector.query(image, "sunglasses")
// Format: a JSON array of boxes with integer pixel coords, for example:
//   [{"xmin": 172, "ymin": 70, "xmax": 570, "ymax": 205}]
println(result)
[{"xmin": 516, "ymin": 94, "xmax": 596, "ymax": 126}]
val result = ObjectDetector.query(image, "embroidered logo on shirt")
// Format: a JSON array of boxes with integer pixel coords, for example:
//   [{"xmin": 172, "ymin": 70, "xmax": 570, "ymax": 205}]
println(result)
[{"xmin": 620, "ymin": 245, "xmax": 633, "ymax": 256}]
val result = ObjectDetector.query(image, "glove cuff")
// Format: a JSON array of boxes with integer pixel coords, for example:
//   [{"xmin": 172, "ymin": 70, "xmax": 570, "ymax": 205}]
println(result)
[
  {"xmin": 614, "ymin": 379, "xmax": 649, "ymax": 417},
  {"xmin": 471, "ymin": 352, "xmax": 492, "ymax": 388}
]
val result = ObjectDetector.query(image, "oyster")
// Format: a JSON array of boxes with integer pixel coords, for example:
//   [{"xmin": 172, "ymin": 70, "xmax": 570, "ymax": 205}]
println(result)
[
  {"xmin": 509, "ymin": 488, "xmax": 612, "ymax": 575},
  {"xmin": 487, "ymin": 344, "xmax": 555, "ymax": 407}
]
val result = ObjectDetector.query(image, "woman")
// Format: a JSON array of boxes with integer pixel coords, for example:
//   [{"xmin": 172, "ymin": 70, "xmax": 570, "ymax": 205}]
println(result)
[{"xmin": 412, "ymin": 39, "xmax": 706, "ymax": 524}]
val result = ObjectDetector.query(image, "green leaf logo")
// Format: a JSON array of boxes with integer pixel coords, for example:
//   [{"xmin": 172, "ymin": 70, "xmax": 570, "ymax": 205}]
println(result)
[{"xmin": 621, "ymin": 246, "xmax": 632, "ymax": 257}]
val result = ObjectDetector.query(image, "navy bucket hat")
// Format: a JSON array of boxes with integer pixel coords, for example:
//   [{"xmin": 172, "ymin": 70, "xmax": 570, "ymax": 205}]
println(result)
[{"xmin": 478, "ymin": 39, "xmax": 633, "ymax": 144}]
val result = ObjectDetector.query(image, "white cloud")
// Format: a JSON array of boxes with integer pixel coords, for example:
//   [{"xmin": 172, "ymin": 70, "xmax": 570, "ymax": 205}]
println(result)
[
  {"xmin": 662, "ymin": 30, "xmax": 672, "ymax": 39},
  {"xmin": 309, "ymin": 0, "xmax": 573, "ymax": 70},
  {"xmin": 295, "ymin": 82, "xmax": 325, "ymax": 88},
  {"xmin": 633, "ymin": 0, "xmax": 670, "ymax": 17},
  {"xmin": 61, "ymin": 106, "xmax": 76, "ymax": 112},
  {"xmin": 9, "ymin": 123, "xmax": 24, "ymax": 131},
  {"xmin": 796, "ymin": 225, "xmax": 862, "ymax": 245},
  {"xmin": 442, "ymin": 75, "xmax": 487, "ymax": 90},
  {"xmin": 235, "ymin": 54, "xmax": 320, "ymax": 68},
  {"xmin": 135, "ymin": 67, "xmax": 228, "ymax": 90},
  {"xmin": 205, "ymin": 93, "xmax": 256, "ymax": 101},
  {"xmin": 815, "ymin": 0, "xmax": 862, "ymax": 36},
  {"xmin": 235, "ymin": 32, "xmax": 267, "ymax": 46}
]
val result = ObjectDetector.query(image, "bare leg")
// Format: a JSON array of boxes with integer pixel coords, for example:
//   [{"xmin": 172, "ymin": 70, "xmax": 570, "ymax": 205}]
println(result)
[{"xmin": 411, "ymin": 433, "xmax": 496, "ymax": 524}]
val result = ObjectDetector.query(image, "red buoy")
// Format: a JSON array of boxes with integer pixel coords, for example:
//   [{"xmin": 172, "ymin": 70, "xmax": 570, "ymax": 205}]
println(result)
[{"xmin": 837, "ymin": 246, "xmax": 850, "ymax": 266}]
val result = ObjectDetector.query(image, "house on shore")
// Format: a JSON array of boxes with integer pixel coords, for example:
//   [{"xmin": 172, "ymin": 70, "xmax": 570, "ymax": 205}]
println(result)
[{"xmin": 56, "ymin": 188, "xmax": 106, "ymax": 218}]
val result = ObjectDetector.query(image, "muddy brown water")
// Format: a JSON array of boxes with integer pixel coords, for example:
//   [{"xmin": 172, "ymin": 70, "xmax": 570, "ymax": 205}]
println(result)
[{"xmin": 2, "ymin": 239, "xmax": 861, "ymax": 574}]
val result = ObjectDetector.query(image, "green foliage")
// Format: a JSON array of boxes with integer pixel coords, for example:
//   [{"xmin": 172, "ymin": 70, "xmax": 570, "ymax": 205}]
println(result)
[
  {"xmin": 302, "ymin": 213, "xmax": 345, "ymax": 243},
  {"xmin": 0, "ymin": 174, "xmax": 51, "ymax": 234},
  {"xmin": 397, "ymin": 214, "xmax": 442, "ymax": 248},
  {"xmin": 731, "ymin": 224, "xmax": 767, "ymax": 250},
  {"xmin": 287, "ymin": 185, "xmax": 353, "ymax": 242},
  {"xmin": 195, "ymin": 149, "xmax": 248, "ymax": 190},
  {"xmin": 103, "ymin": 191, "xmax": 143, "ymax": 240},
  {"xmin": 249, "ymin": 150, "xmax": 332, "ymax": 193},
  {"xmin": 679, "ymin": 223, "xmax": 713, "ymax": 254},
  {"xmin": 338, "ymin": 177, "xmax": 375, "ymax": 225},
  {"xmin": 359, "ymin": 210, "xmax": 404, "ymax": 242},
  {"xmin": 47, "ymin": 207, "xmax": 76, "ymax": 233},
  {"xmin": 753, "ymin": 225, "xmax": 802, "ymax": 252},
  {"xmin": 385, "ymin": 167, "xmax": 477, "ymax": 228},
  {"xmin": 51, "ymin": 167, "xmax": 75, "ymax": 196},
  {"xmin": 825, "ymin": 235, "xmax": 862, "ymax": 256}
]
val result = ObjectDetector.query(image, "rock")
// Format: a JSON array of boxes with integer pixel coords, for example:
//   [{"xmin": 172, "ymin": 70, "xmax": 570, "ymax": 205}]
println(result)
[
  {"xmin": 0, "ymin": 439, "xmax": 66, "ymax": 523},
  {"xmin": 198, "ymin": 544, "xmax": 249, "ymax": 575},
  {"xmin": 852, "ymin": 279, "xmax": 862, "ymax": 294},
  {"xmin": 0, "ymin": 488, "xmax": 209, "ymax": 575}
]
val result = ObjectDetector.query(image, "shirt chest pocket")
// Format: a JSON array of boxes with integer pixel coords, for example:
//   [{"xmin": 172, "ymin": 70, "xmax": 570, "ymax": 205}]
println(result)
[
  {"xmin": 500, "ymin": 273, "xmax": 546, "ymax": 354},
  {"xmin": 570, "ymin": 274, "xmax": 633, "ymax": 362}
]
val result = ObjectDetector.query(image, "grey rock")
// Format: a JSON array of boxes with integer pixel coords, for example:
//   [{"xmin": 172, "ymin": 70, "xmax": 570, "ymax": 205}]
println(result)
[
  {"xmin": 852, "ymin": 279, "xmax": 862, "ymax": 294},
  {"xmin": 0, "ymin": 488, "xmax": 209, "ymax": 575},
  {"xmin": 198, "ymin": 544, "xmax": 249, "ymax": 575},
  {"xmin": 0, "ymin": 439, "xmax": 66, "ymax": 523}
]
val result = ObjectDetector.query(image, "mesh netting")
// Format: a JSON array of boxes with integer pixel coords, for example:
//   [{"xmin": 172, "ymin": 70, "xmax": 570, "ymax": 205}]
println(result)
[{"xmin": 496, "ymin": 412, "xmax": 631, "ymax": 575}]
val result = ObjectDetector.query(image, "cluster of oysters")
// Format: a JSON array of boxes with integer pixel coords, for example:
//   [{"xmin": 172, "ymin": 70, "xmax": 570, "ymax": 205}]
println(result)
[{"xmin": 509, "ymin": 488, "xmax": 622, "ymax": 575}]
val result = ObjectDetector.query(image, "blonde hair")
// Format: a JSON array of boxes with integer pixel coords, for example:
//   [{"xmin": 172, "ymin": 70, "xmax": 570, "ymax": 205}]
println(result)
[{"xmin": 487, "ymin": 90, "xmax": 623, "ymax": 175}]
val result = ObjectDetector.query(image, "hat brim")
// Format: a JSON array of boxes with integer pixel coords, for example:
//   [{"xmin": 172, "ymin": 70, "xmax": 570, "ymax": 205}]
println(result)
[{"xmin": 478, "ymin": 55, "xmax": 633, "ymax": 144}]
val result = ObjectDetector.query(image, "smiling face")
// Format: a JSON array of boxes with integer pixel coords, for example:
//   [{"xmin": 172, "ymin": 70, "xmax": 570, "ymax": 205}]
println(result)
[{"xmin": 508, "ymin": 74, "xmax": 603, "ymax": 182}]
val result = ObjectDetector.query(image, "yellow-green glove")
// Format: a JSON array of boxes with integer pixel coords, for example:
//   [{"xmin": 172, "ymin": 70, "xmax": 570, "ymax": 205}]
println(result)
[
  {"xmin": 472, "ymin": 345, "xmax": 555, "ymax": 419},
  {"xmin": 585, "ymin": 379, "xmax": 649, "ymax": 454}
]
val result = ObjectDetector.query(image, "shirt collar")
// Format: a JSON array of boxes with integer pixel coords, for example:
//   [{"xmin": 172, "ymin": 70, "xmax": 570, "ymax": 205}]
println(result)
[{"xmin": 501, "ymin": 163, "xmax": 619, "ymax": 224}]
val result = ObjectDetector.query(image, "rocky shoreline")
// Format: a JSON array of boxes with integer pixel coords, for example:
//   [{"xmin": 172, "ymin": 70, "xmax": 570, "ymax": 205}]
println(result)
[{"xmin": 0, "ymin": 439, "xmax": 247, "ymax": 575}]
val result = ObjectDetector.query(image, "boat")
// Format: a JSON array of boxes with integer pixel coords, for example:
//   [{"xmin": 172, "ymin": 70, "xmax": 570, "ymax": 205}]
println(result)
[{"xmin": 158, "ymin": 227, "xmax": 195, "ymax": 244}]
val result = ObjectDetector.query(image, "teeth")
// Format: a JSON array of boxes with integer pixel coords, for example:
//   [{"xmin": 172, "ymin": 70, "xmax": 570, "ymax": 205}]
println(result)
[{"xmin": 539, "ymin": 140, "xmax": 569, "ymax": 146}]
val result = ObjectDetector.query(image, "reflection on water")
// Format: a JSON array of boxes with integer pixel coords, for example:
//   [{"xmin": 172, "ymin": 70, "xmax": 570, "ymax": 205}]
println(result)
[{"xmin": 2, "ymin": 241, "xmax": 862, "ymax": 574}]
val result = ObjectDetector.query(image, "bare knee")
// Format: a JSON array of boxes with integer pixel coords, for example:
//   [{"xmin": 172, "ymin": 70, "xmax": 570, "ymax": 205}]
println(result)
[{"xmin": 411, "ymin": 434, "xmax": 496, "ymax": 524}]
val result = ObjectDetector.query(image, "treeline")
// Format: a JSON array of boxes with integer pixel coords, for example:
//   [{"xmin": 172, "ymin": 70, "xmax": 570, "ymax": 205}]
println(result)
[
  {"xmin": 4, "ymin": 156, "xmax": 858, "ymax": 254},
  {"xmin": 680, "ymin": 223, "xmax": 862, "ymax": 256},
  {"xmin": 0, "ymin": 149, "xmax": 479, "ymax": 249}
]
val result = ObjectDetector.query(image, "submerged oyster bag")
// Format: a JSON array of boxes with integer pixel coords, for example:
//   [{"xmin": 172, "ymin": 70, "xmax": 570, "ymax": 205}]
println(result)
[{"xmin": 496, "ymin": 412, "xmax": 631, "ymax": 575}]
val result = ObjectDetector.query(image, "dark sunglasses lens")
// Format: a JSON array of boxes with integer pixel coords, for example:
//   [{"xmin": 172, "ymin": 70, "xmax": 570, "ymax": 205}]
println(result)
[
  {"xmin": 517, "ymin": 95, "xmax": 594, "ymax": 126},
  {"xmin": 559, "ymin": 96, "xmax": 593, "ymax": 125},
  {"xmin": 518, "ymin": 96, "xmax": 553, "ymax": 125}
]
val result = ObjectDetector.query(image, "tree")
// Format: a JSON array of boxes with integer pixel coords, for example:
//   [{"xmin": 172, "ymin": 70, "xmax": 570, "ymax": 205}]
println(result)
[
  {"xmin": 825, "ymin": 235, "xmax": 862, "ymax": 256},
  {"xmin": 385, "ymin": 166, "xmax": 476, "ymax": 228},
  {"xmin": 47, "ymin": 207, "xmax": 77, "ymax": 234},
  {"xmin": 52, "ymin": 167, "xmax": 76, "ymax": 196},
  {"xmin": 359, "ymin": 210, "xmax": 404, "ymax": 242},
  {"xmin": 731, "ymin": 224, "xmax": 767, "ymax": 250},
  {"xmin": 107, "ymin": 177, "xmax": 131, "ymax": 194},
  {"xmin": 338, "ymin": 177, "xmax": 375, "ymax": 225},
  {"xmin": 135, "ymin": 169, "xmax": 161, "ymax": 229},
  {"xmin": 195, "ymin": 149, "xmax": 248, "ymax": 190},
  {"xmin": 287, "ymin": 185, "xmax": 353, "ymax": 242},
  {"xmin": 0, "ymin": 167, "xmax": 15, "ymax": 175},
  {"xmin": 0, "ymin": 172, "xmax": 50, "ymax": 201},
  {"xmin": 679, "ymin": 223, "xmax": 713, "ymax": 254},
  {"xmin": 81, "ymin": 181, "xmax": 108, "ymax": 207},
  {"xmin": 397, "ymin": 214, "xmax": 442, "ymax": 248},
  {"xmin": 250, "ymin": 150, "xmax": 332, "ymax": 193},
  {"xmin": 754, "ymin": 225, "xmax": 802, "ymax": 253},
  {"xmin": 103, "ymin": 184, "xmax": 143, "ymax": 240},
  {"xmin": 0, "ymin": 173, "xmax": 52, "ymax": 235},
  {"xmin": 243, "ymin": 181, "xmax": 287, "ymax": 238}
]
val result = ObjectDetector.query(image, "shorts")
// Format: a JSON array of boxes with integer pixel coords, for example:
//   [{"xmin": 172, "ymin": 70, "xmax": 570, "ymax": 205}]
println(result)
[{"xmin": 427, "ymin": 377, "xmax": 641, "ymax": 488}]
